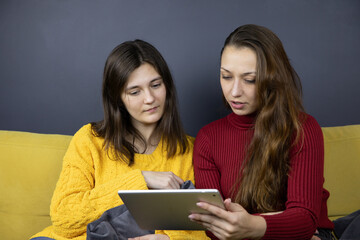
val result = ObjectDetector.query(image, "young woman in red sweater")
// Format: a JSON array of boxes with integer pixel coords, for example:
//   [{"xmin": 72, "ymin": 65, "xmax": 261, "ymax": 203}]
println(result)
[{"xmin": 190, "ymin": 24, "xmax": 334, "ymax": 239}]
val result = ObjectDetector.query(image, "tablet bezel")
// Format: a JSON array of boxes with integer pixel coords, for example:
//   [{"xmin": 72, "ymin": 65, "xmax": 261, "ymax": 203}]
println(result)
[{"xmin": 117, "ymin": 189, "xmax": 224, "ymax": 230}]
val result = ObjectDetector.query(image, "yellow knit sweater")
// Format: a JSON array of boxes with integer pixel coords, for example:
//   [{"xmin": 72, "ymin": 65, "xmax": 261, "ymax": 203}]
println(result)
[{"xmin": 31, "ymin": 124, "xmax": 209, "ymax": 240}]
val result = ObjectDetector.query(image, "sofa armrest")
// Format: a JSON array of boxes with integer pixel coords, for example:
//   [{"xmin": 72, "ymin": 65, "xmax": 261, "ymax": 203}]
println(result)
[
  {"xmin": 0, "ymin": 130, "xmax": 72, "ymax": 240},
  {"xmin": 322, "ymin": 124, "xmax": 360, "ymax": 220}
]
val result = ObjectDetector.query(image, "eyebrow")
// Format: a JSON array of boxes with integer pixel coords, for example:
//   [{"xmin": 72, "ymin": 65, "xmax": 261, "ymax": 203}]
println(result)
[
  {"xmin": 220, "ymin": 67, "xmax": 256, "ymax": 77},
  {"xmin": 125, "ymin": 77, "xmax": 162, "ymax": 91}
]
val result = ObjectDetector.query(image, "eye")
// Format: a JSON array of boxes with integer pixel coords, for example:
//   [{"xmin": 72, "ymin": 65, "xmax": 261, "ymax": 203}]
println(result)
[
  {"xmin": 221, "ymin": 75, "xmax": 232, "ymax": 80},
  {"xmin": 151, "ymin": 82, "xmax": 162, "ymax": 88},
  {"xmin": 128, "ymin": 90, "xmax": 140, "ymax": 96},
  {"xmin": 244, "ymin": 79, "xmax": 256, "ymax": 84}
]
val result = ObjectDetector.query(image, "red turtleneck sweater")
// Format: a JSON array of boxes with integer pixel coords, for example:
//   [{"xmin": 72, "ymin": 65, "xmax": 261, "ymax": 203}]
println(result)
[{"xmin": 194, "ymin": 113, "xmax": 334, "ymax": 239}]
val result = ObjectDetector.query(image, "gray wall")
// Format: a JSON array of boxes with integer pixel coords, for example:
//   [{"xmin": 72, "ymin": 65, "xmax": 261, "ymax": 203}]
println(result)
[{"xmin": 1, "ymin": 0, "xmax": 359, "ymax": 137}]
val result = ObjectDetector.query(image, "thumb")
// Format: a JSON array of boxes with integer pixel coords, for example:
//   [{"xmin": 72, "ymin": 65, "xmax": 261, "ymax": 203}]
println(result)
[{"xmin": 224, "ymin": 198, "xmax": 245, "ymax": 212}]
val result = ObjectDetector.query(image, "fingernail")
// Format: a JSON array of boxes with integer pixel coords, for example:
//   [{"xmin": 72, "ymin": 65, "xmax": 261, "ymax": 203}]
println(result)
[{"xmin": 196, "ymin": 202, "xmax": 204, "ymax": 207}]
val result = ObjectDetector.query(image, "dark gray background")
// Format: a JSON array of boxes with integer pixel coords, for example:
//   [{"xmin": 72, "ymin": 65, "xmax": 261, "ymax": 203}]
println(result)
[{"xmin": 1, "ymin": 0, "xmax": 359, "ymax": 137}]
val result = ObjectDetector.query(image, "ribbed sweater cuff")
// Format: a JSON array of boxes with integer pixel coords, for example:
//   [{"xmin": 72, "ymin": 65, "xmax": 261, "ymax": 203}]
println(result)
[{"xmin": 261, "ymin": 211, "xmax": 315, "ymax": 239}]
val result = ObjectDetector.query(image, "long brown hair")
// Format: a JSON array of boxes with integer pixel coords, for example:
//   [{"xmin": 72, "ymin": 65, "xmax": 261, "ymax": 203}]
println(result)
[
  {"xmin": 92, "ymin": 40, "xmax": 188, "ymax": 165},
  {"xmin": 224, "ymin": 24, "xmax": 305, "ymax": 213}
]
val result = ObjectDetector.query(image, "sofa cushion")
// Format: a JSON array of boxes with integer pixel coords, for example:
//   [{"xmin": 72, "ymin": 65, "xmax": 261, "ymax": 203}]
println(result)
[
  {"xmin": 322, "ymin": 124, "xmax": 360, "ymax": 221},
  {"xmin": 0, "ymin": 130, "xmax": 72, "ymax": 240}
]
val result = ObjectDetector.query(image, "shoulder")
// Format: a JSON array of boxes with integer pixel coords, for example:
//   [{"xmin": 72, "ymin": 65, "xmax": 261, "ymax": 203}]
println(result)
[
  {"xmin": 181, "ymin": 135, "xmax": 194, "ymax": 153},
  {"xmin": 194, "ymin": 115, "xmax": 230, "ymax": 150},
  {"xmin": 301, "ymin": 113, "xmax": 323, "ymax": 136},
  {"xmin": 70, "ymin": 123, "xmax": 104, "ymax": 148},
  {"xmin": 185, "ymin": 135, "xmax": 195, "ymax": 145},
  {"xmin": 197, "ymin": 115, "xmax": 229, "ymax": 137},
  {"xmin": 296, "ymin": 113, "xmax": 324, "ymax": 150},
  {"xmin": 302, "ymin": 113, "xmax": 320, "ymax": 127},
  {"xmin": 64, "ymin": 124, "xmax": 105, "ymax": 164},
  {"xmin": 74, "ymin": 123, "xmax": 94, "ymax": 136}
]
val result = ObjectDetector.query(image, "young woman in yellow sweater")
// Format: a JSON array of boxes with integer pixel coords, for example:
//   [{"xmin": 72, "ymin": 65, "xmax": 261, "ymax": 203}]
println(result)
[{"xmin": 31, "ymin": 40, "xmax": 208, "ymax": 240}]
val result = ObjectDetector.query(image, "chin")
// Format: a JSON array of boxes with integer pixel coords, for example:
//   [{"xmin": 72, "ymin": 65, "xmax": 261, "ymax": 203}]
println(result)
[
  {"xmin": 234, "ymin": 110, "xmax": 254, "ymax": 116},
  {"xmin": 145, "ymin": 117, "xmax": 162, "ymax": 125}
]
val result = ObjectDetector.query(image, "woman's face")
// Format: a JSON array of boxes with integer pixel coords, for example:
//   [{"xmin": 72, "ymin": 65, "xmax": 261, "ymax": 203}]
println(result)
[
  {"xmin": 121, "ymin": 63, "xmax": 166, "ymax": 130},
  {"xmin": 220, "ymin": 46, "xmax": 258, "ymax": 116}
]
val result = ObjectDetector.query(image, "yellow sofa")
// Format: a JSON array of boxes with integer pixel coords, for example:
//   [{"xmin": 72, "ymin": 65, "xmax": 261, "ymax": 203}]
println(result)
[{"xmin": 0, "ymin": 124, "xmax": 359, "ymax": 240}]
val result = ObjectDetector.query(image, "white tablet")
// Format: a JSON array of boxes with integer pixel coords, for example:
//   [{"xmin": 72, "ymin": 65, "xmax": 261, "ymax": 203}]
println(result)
[{"xmin": 117, "ymin": 189, "xmax": 224, "ymax": 230}]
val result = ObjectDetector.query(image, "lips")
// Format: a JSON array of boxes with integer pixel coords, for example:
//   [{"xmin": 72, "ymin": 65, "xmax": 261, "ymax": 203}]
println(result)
[
  {"xmin": 144, "ymin": 106, "xmax": 159, "ymax": 112},
  {"xmin": 230, "ymin": 101, "xmax": 246, "ymax": 109}
]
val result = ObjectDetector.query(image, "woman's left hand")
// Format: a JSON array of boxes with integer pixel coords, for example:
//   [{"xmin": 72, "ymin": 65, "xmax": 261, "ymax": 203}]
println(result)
[
  {"xmin": 128, "ymin": 234, "xmax": 170, "ymax": 240},
  {"xmin": 189, "ymin": 198, "xmax": 266, "ymax": 240}
]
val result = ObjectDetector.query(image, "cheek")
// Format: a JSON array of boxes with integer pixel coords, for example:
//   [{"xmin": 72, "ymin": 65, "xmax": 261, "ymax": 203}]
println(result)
[
  {"xmin": 249, "ymin": 88, "xmax": 257, "ymax": 103},
  {"xmin": 158, "ymin": 87, "xmax": 167, "ymax": 102},
  {"xmin": 220, "ymin": 81, "xmax": 230, "ymax": 97},
  {"xmin": 121, "ymin": 95, "xmax": 129, "ymax": 109},
  {"xmin": 122, "ymin": 96, "xmax": 140, "ymax": 114}
]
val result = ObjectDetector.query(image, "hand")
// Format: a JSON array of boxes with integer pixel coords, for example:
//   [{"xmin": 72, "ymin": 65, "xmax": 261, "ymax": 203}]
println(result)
[
  {"xmin": 260, "ymin": 211, "xmax": 283, "ymax": 215},
  {"xmin": 129, "ymin": 234, "xmax": 170, "ymax": 240},
  {"xmin": 311, "ymin": 229, "xmax": 321, "ymax": 240},
  {"xmin": 189, "ymin": 198, "xmax": 266, "ymax": 240},
  {"xmin": 142, "ymin": 171, "xmax": 184, "ymax": 189}
]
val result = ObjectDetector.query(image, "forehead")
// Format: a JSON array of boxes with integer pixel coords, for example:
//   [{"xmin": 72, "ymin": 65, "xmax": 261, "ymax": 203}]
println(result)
[
  {"xmin": 221, "ymin": 46, "xmax": 257, "ymax": 72},
  {"xmin": 125, "ymin": 63, "xmax": 161, "ymax": 87}
]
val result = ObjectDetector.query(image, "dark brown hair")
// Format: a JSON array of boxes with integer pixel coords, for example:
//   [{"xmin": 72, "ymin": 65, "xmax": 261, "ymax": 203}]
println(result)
[
  {"xmin": 92, "ymin": 40, "xmax": 188, "ymax": 165},
  {"xmin": 223, "ymin": 24, "xmax": 305, "ymax": 213}
]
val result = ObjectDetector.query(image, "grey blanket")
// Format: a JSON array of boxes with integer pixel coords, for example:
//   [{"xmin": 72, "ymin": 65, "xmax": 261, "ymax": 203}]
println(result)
[{"xmin": 86, "ymin": 180, "xmax": 195, "ymax": 240}]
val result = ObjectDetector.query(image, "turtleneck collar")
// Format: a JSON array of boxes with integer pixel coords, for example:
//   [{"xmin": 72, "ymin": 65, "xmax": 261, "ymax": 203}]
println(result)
[{"xmin": 226, "ymin": 112, "xmax": 256, "ymax": 129}]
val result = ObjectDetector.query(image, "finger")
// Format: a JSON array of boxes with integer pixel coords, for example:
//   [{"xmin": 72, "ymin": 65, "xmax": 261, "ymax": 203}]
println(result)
[
  {"xmin": 131, "ymin": 235, "xmax": 149, "ymax": 240},
  {"xmin": 197, "ymin": 201, "xmax": 230, "ymax": 219},
  {"xmin": 189, "ymin": 212, "xmax": 217, "ymax": 224},
  {"xmin": 164, "ymin": 175, "xmax": 179, "ymax": 189},
  {"xmin": 223, "ymin": 199, "xmax": 244, "ymax": 212},
  {"xmin": 169, "ymin": 179, "xmax": 180, "ymax": 189},
  {"xmin": 172, "ymin": 172, "xmax": 184, "ymax": 185},
  {"xmin": 139, "ymin": 234, "xmax": 168, "ymax": 240},
  {"xmin": 192, "ymin": 217, "xmax": 229, "ymax": 240},
  {"xmin": 205, "ymin": 223, "xmax": 228, "ymax": 240},
  {"xmin": 189, "ymin": 212, "xmax": 227, "ymax": 229},
  {"xmin": 166, "ymin": 173, "xmax": 182, "ymax": 189}
]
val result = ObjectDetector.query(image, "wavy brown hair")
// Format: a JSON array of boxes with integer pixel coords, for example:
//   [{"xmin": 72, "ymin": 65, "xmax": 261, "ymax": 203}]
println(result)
[
  {"xmin": 224, "ymin": 24, "xmax": 305, "ymax": 213},
  {"xmin": 92, "ymin": 40, "xmax": 189, "ymax": 165}
]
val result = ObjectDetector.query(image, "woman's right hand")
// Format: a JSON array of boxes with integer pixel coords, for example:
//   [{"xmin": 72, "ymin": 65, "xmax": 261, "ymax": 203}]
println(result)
[{"xmin": 142, "ymin": 171, "xmax": 184, "ymax": 189}]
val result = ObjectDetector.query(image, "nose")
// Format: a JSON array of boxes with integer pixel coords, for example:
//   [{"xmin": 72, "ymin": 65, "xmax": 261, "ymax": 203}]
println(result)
[
  {"xmin": 231, "ymin": 79, "xmax": 243, "ymax": 97},
  {"xmin": 144, "ymin": 89, "xmax": 155, "ymax": 104}
]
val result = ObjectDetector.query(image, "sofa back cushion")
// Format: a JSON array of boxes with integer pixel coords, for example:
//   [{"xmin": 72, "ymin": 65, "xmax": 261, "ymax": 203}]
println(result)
[
  {"xmin": 322, "ymin": 124, "xmax": 360, "ymax": 220},
  {"xmin": 0, "ymin": 130, "xmax": 72, "ymax": 240},
  {"xmin": 1, "ymin": 124, "xmax": 359, "ymax": 239}
]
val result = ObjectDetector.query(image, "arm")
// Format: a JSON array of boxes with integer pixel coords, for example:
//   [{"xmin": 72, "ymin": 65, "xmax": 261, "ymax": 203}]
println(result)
[
  {"xmin": 50, "ymin": 126, "xmax": 148, "ymax": 238},
  {"xmin": 260, "ymin": 116, "xmax": 324, "ymax": 239},
  {"xmin": 130, "ymin": 231, "xmax": 210, "ymax": 240},
  {"xmin": 142, "ymin": 171, "xmax": 184, "ymax": 189},
  {"xmin": 193, "ymin": 128, "xmax": 222, "ymax": 192}
]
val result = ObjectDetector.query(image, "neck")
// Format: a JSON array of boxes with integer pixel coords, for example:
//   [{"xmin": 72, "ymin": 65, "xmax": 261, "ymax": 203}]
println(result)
[
  {"xmin": 134, "ymin": 123, "xmax": 156, "ymax": 142},
  {"xmin": 131, "ymin": 121, "xmax": 160, "ymax": 154}
]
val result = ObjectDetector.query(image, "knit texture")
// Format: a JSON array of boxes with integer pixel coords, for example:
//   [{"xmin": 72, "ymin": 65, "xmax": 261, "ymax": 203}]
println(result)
[
  {"xmin": 194, "ymin": 113, "xmax": 334, "ymax": 240},
  {"xmin": 31, "ymin": 124, "xmax": 209, "ymax": 240}
]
